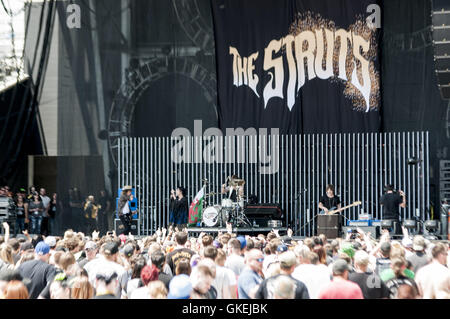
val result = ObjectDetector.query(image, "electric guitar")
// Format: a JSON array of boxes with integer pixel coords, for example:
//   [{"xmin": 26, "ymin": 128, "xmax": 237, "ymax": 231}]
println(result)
[{"xmin": 320, "ymin": 201, "xmax": 362, "ymax": 215}]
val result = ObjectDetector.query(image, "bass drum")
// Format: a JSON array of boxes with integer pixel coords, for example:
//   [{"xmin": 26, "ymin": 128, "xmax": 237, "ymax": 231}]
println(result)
[{"xmin": 202, "ymin": 205, "xmax": 222, "ymax": 227}]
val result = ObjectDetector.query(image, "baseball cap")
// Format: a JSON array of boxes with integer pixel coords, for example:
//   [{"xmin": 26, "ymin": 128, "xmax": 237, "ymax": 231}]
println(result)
[
  {"xmin": 380, "ymin": 242, "xmax": 391, "ymax": 253},
  {"xmin": 339, "ymin": 243, "xmax": 355, "ymax": 259},
  {"xmin": 85, "ymin": 241, "xmax": 97, "ymax": 251},
  {"xmin": 95, "ymin": 265, "xmax": 118, "ymax": 284},
  {"xmin": 413, "ymin": 236, "xmax": 425, "ymax": 251},
  {"xmin": 44, "ymin": 236, "xmax": 56, "ymax": 248},
  {"xmin": 278, "ymin": 251, "xmax": 297, "ymax": 268},
  {"xmin": 103, "ymin": 242, "xmax": 119, "ymax": 255},
  {"xmin": 167, "ymin": 274, "xmax": 192, "ymax": 299},
  {"xmin": 237, "ymin": 236, "xmax": 247, "ymax": 250},
  {"xmin": 122, "ymin": 244, "xmax": 134, "ymax": 258},
  {"xmin": 20, "ymin": 242, "xmax": 34, "ymax": 252},
  {"xmin": 402, "ymin": 237, "xmax": 413, "ymax": 249},
  {"xmin": 277, "ymin": 244, "xmax": 288, "ymax": 253},
  {"xmin": 332, "ymin": 259, "xmax": 351, "ymax": 275},
  {"xmin": 35, "ymin": 241, "xmax": 50, "ymax": 255}
]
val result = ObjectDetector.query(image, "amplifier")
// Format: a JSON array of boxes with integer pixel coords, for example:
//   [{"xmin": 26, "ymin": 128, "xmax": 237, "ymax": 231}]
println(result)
[
  {"xmin": 245, "ymin": 204, "xmax": 282, "ymax": 219},
  {"xmin": 347, "ymin": 220, "xmax": 371, "ymax": 227},
  {"xmin": 114, "ymin": 218, "xmax": 139, "ymax": 235},
  {"xmin": 317, "ymin": 215, "xmax": 343, "ymax": 238},
  {"xmin": 371, "ymin": 220, "xmax": 382, "ymax": 227}
]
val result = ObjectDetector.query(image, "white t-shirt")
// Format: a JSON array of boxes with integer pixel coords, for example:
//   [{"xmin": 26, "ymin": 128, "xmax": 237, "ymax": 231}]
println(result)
[
  {"xmin": 40, "ymin": 195, "xmax": 51, "ymax": 209},
  {"xmin": 415, "ymin": 261, "xmax": 450, "ymax": 299},
  {"xmin": 292, "ymin": 264, "xmax": 331, "ymax": 299},
  {"xmin": 213, "ymin": 265, "xmax": 237, "ymax": 299},
  {"xmin": 262, "ymin": 254, "xmax": 278, "ymax": 278},
  {"xmin": 122, "ymin": 202, "xmax": 130, "ymax": 215},
  {"xmin": 225, "ymin": 254, "xmax": 245, "ymax": 276},
  {"xmin": 129, "ymin": 286, "xmax": 150, "ymax": 299},
  {"xmin": 84, "ymin": 256, "xmax": 127, "ymax": 298},
  {"xmin": 126, "ymin": 278, "xmax": 141, "ymax": 298}
]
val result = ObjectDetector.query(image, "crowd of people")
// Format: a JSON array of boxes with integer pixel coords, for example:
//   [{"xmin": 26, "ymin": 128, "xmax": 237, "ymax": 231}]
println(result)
[
  {"xmin": 0, "ymin": 221, "xmax": 448, "ymax": 299},
  {"xmin": 0, "ymin": 185, "xmax": 114, "ymax": 237}
]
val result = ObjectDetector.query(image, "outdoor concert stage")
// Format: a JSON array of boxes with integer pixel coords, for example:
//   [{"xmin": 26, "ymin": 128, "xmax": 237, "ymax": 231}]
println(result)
[{"xmin": 186, "ymin": 227, "xmax": 288, "ymax": 237}]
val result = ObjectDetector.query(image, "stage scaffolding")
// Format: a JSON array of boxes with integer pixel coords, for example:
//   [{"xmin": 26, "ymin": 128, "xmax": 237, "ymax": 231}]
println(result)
[{"xmin": 117, "ymin": 132, "xmax": 430, "ymax": 236}]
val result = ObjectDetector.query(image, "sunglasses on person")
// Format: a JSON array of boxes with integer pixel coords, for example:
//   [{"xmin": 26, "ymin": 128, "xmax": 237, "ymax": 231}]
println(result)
[{"xmin": 255, "ymin": 258, "xmax": 264, "ymax": 263}]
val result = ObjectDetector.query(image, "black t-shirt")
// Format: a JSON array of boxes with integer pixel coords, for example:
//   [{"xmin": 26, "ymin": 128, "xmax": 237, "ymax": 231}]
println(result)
[
  {"xmin": 385, "ymin": 276, "xmax": 418, "ymax": 299},
  {"xmin": 254, "ymin": 274, "xmax": 310, "ymax": 299},
  {"xmin": 348, "ymin": 271, "xmax": 390, "ymax": 299},
  {"xmin": 16, "ymin": 204, "xmax": 25, "ymax": 217},
  {"xmin": 39, "ymin": 268, "xmax": 64, "ymax": 299},
  {"xmin": 319, "ymin": 195, "xmax": 341, "ymax": 210},
  {"xmin": 158, "ymin": 272, "xmax": 173, "ymax": 290},
  {"xmin": 166, "ymin": 248, "xmax": 195, "ymax": 274},
  {"xmin": 18, "ymin": 259, "xmax": 56, "ymax": 299},
  {"xmin": 380, "ymin": 192, "xmax": 403, "ymax": 220}
]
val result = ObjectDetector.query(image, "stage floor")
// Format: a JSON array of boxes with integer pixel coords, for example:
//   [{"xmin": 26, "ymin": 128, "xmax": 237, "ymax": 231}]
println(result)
[{"xmin": 186, "ymin": 226, "xmax": 287, "ymax": 236}]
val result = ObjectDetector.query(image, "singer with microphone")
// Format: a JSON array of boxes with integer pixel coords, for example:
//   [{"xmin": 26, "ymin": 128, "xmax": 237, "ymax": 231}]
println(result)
[{"xmin": 169, "ymin": 187, "xmax": 188, "ymax": 227}]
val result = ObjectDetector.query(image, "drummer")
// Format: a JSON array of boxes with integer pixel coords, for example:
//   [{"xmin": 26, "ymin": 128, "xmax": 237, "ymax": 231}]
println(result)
[{"xmin": 221, "ymin": 175, "xmax": 245, "ymax": 202}]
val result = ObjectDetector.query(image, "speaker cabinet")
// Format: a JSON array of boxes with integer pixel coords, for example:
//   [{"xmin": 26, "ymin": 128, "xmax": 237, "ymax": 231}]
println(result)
[
  {"xmin": 432, "ymin": 0, "xmax": 450, "ymax": 99},
  {"xmin": 114, "ymin": 218, "xmax": 139, "ymax": 235},
  {"xmin": 317, "ymin": 215, "xmax": 342, "ymax": 238}
]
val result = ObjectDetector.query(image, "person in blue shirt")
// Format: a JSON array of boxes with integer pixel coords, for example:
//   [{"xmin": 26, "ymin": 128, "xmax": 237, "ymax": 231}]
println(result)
[{"xmin": 238, "ymin": 249, "xmax": 264, "ymax": 299}]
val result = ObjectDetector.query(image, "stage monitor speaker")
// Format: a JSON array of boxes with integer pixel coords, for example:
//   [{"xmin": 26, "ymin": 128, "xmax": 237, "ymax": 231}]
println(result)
[
  {"xmin": 432, "ymin": 0, "xmax": 450, "ymax": 99},
  {"xmin": 317, "ymin": 215, "xmax": 342, "ymax": 238},
  {"xmin": 114, "ymin": 218, "xmax": 139, "ymax": 235},
  {"xmin": 244, "ymin": 204, "xmax": 282, "ymax": 219}
]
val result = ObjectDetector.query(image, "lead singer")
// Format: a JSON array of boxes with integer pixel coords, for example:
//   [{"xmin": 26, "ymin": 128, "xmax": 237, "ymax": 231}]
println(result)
[{"xmin": 118, "ymin": 185, "xmax": 133, "ymax": 235}]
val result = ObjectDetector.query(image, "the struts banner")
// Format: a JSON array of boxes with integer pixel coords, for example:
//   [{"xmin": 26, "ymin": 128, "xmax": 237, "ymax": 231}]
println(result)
[{"xmin": 211, "ymin": 0, "xmax": 381, "ymax": 134}]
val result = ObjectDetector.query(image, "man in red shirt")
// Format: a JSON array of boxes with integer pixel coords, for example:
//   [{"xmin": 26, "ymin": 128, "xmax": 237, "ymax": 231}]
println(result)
[{"xmin": 318, "ymin": 259, "xmax": 364, "ymax": 299}]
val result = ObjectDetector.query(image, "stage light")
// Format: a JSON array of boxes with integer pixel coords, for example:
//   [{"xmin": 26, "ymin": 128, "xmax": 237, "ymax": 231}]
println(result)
[
  {"xmin": 381, "ymin": 220, "xmax": 393, "ymax": 229},
  {"xmin": 403, "ymin": 219, "xmax": 416, "ymax": 229},
  {"xmin": 407, "ymin": 157, "xmax": 421, "ymax": 165},
  {"xmin": 424, "ymin": 220, "xmax": 441, "ymax": 238}
]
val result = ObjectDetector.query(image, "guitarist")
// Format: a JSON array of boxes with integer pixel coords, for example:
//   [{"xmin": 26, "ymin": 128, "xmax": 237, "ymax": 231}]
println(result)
[{"xmin": 319, "ymin": 184, "xmax": 341, "ymax": 215}]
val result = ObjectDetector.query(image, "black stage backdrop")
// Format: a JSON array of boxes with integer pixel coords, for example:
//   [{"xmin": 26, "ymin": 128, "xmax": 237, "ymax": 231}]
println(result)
[{"xmin": 211, "ymin": 0, "xmax": 381, "ymax": 134}]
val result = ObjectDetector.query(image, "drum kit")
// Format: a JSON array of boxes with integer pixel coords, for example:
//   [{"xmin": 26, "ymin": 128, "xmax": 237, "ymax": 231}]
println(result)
[{"xmin": 201, "ymin": 178, "xmax": 252, "ymax": 228}]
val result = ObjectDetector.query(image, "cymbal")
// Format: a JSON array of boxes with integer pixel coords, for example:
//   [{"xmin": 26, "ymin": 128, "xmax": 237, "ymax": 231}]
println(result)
[
  {"xmin": 230, "ymin": 179, "xmax": 245, "ymax": 186},
  {"xmin": 204, "ymin": 192, "xmax": 216, "ymax": 197}
]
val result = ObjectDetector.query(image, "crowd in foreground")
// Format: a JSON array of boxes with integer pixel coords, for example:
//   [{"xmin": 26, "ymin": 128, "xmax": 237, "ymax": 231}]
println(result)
[{"xmin": 0, "ymin": 222, "xmax": 449, "ymax": 299}]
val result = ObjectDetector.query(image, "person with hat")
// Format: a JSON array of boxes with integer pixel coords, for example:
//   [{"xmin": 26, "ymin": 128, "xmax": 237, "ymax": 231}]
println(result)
[
  {"xmin": 255, "ymin": 251, "xmax": 309, "ymax": 299},
  {"xmin": 83, "ymin": 241, "xmax": 127, "ymax": 298},
  {"xmin": 318, "ymin": 259, "xmax": 364, "ymax": 299},
  {"xmin": 93, "ymin": 264, "xmax": 120, "ymax": 299},
  {"xmin": 406, "ymin": 235, "xmax": 430, "ymax": 274},
  {"xmin": 118, "ymin": 186, "xmax": 133, "ymax": 235},
  {"xmin": 18, "ymin": 241, "xmax": 56, "ymax": 299}
]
